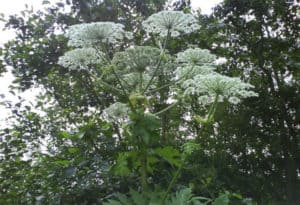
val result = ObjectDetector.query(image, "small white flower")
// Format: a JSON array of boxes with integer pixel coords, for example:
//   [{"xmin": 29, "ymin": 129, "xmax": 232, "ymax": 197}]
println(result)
[
  {"xmin": 142, "ymin": 11, "xmax": 200, "ymax": 37},
  {"xmin": 216, "ymin": 57, "xmax": 227, "ymax": 65},
  {"xmin": 228, "ymin": 96, "xmax": 241, "ymax": 104},
  {"xmin": 197, "ymin": 95, "xmax": 212, "ymax": 105},
  {"xmin": 66, "ymin": 22, "xmax": 133, "ymax": 47},
  {"xmin": 58, "ymin": 48, "xmax": 104, "ymax": 70}
]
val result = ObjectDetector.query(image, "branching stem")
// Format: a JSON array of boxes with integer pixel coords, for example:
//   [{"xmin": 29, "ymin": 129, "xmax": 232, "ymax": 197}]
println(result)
[
  {"xmin": 154, "ymin": 101, "xmax": 179, "ymax": 116},
  {"xmin": 143, "ymin": 30, "xmax": 170, "ymax": 94}
]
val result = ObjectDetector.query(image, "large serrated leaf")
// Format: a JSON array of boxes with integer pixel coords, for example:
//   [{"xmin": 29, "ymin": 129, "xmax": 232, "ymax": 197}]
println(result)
[
  {"xmin": 212, "ymin": 193, "xmax": 230, "ymax": 205},
  {"xmin": 155, "ymin": 146, "xmax": 182, "ymax": 167}
]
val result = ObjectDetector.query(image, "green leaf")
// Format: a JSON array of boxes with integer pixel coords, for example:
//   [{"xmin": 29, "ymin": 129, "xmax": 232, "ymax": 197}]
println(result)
[
  {"xmin": 113, "ymin": 153, "xmax": 131, "ymax": 176},
  {"xmin": 212, "ymin": 193, "xmax": 230, "ymax": 205},
  {"xmin": 59, "ymin": 131, "xmax": 70, "ymax": 139},
  {"xmin": 183, "ymin": 141, "xmax": 200, "ymax": 155},
  {"xmin": 154, "ymin": 146, "xmax": 181, "ymax": 167},
  {"xmin": 142, "ymin": 113, "xmax": 160, "ymax": 131},
  {"xmin": 67, "ymin": 147, "xmax": 79, "ymax": 154},
  {"xmin": 102, "ymin": 122, "xmax": 112, "ymax": 131},
  {"xmin": 54, "ymin": 160, "xmax": 71, "ymax": 167},
  {"xmin": 146, "ymin": 156, "xmax": 159, "ymax": 174},
  {"xmin": 76, "ymin": 131, "xmax": 85, "ymax": 139},
  {"xmin": 130, "ymin": 189, "xmax": 147, "ymax": 205},
  {"xmin": 232, "ymin": 193, "xmax": 242, "ymax": 200},
  {"xmin": 169, "ymin": 188, "xmax": 195, "ymax": 205}
]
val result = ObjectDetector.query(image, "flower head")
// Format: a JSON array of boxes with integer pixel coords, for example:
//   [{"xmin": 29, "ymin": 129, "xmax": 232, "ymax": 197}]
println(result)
[
  {"xmin": 112, "ymin": 46, "xmax": 161, "ymax": 73},
  {"xmin": 66, "ymin": 22, "xmax": 133, "ymax": 47},
  {"xmin": 142, "ymin": 11, "xmax": 199, "ymax": 37},
  {"xmin": 176, "ymin": 48, "xmax": 216, "ymax": 66},
  {"xmin": 183, "ymin": 73, "xmax": 258, "ymax": 105},
  {"xmin": 58, "ymin": 48, "xmax": 104, "ymax": 70},
  {"xmin": 174, "ymin": 65, "xmax": 216, "ymax": 80}
]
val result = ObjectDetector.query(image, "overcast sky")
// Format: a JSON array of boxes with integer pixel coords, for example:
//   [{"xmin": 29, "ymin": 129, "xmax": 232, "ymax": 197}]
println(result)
[{"xmin": 0, "ymin": 0, "xmax": 222, "ymax": 124}]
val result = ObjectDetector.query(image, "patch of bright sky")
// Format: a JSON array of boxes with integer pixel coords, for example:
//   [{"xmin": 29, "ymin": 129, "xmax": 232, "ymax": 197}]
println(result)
[
  {"xmin": 0, "ymin": 0, "xmax": 222, "ymax": 125},
  {"xmin": 192, "ymin": 0, "xmax": 223, "ymax": 14}
]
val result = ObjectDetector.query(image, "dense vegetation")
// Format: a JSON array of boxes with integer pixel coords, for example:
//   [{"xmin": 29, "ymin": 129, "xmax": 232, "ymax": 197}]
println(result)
[{"xmin": 0, "ymin": 0, "xmax": 299, "ymax": 204}]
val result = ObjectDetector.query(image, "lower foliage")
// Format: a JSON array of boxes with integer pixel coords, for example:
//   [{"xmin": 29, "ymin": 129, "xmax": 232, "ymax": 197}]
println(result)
[{"xmin": 104, "ymin": 188, "xmax": 254, "ymax": 205}]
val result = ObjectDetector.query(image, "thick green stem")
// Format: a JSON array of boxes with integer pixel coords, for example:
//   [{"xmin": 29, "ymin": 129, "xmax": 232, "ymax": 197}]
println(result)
[
  {"xmin": 140, "ymin": 148, "xmax": 148, "ymax": 191},
  {"xmin": 131, "ymin": 111, "xmax": 149, "ymax": 191},
  {"xmin": 207, "ymin": 95, "xmax": 219, "ymax": 120},
  {"xmin": 139, "ymin": 72, "xmax": 143, "ymax": 93},
  {"xmin": 161, "ymin": 160, "xmax": 184, "ymax": 204}
]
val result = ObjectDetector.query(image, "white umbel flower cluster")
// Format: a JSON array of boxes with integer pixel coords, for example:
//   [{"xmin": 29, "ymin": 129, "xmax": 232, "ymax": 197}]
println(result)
[
  {"xmin": 183, "ymin": 73, "xmax": 258, "ymax": 105},
  {"xmin": 112, "ymin": 46, "xmax": 161, "ymax": 73},
  {"xmin": 176, "ymin": 48, "xmax": 216, "ymax": 66},
  {"xmin": 142, "ymin": 11, "xmax": 200, "ymax": 37},
  {"xmin": 102, "ymin": 102, "xmax": 129, "ymax": 122},
  {"xmin": 66, "ymin": 22, "xmax": 133, "ymax": 47},
  {"xmin": 175, "ymin": 48, "xmax": 217, "ymax": 79},
  {"xmin": 175, "ymin": 48, "xmax": 257, "ymax": 105},
  {"xmin": 57, "ymin": 48, "xmax": 104, "ymax": 70}
]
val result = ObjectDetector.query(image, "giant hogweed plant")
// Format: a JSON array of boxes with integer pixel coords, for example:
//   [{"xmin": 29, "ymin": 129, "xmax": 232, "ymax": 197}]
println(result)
[{"xmin": 58, "ymin": 10, "xmax": 257, "ymax": 204}]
